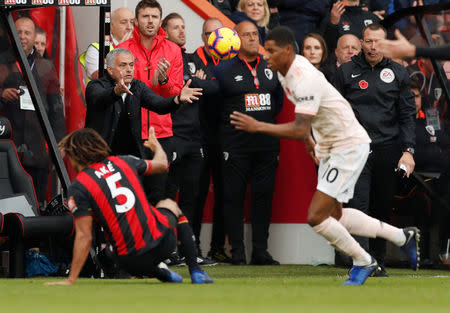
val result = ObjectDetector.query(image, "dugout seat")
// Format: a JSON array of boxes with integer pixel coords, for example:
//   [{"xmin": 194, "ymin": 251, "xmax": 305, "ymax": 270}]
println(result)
[{"xmin": 0, "ymin": 116, "xmax": 74, "ymax": 277}]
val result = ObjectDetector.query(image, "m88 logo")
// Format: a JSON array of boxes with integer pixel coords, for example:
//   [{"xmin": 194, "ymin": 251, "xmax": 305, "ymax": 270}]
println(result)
[{"xmin": 244, "ymin": 94, "xmax": 271, "ymax": 111}]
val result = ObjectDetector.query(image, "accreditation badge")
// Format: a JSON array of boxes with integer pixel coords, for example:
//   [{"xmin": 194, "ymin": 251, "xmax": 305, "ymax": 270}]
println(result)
[{"xmin": 19, "ymin": 86, "xmax": 35, "ymax": 111}]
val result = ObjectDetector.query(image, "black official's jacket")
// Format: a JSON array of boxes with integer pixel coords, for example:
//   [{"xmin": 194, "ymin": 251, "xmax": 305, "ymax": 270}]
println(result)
[
  {"xmin": 85, "ymin": 73, "xmax": 180, "ymax": 158},
  {"xmin": 170, "ymin": 47, "xmax": 202, "ymax": 144},
  {"xmin": 213, "ymin": 55, "xmax": 283, "ymax": 152},
  {"xmin": 188, "ymin": 46, "xmax": 223, "ymax": 145},
  {"xmin": 415, "ymin": 116, "xmax": 450, "ymax": 173},
  {"xmin": 334, "ymin": 53, "xmax": 416, "ymax": 150}
]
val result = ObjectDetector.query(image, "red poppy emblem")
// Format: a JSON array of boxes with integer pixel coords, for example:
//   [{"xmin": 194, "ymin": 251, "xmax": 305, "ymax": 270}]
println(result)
[{"xmin": 359, "ymin": 80, "xmax": 368, "ymax": 89}]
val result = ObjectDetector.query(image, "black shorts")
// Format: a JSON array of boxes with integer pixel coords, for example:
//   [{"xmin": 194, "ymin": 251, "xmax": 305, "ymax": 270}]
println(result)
[{"xmin": 115, "ymin": 208, "xmax": 178, "ymax": 276}]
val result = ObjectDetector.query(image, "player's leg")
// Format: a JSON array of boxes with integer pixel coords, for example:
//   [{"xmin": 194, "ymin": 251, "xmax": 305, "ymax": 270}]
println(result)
[
  {"xmin": 339, "ymin": 208, "xmax": 420, "ymax": 270},
  {"xmin": 338, "ymin": 145, "xmax": 420, "ymax": 270},
  {"xmin": 308, "ymin": 191, "xmax": 377, "ymax": 285},
  {"xmin": 158, "ymin": 204, "xmax": 213, "ymax": 283},
  {"xmin": 313, "ymin": 144, "xmax": 378, "ymax": 285},
  {"xmin": 309, "ymin": 191, "xmax": 372, "ymax": 266},
  {"xmin": 115, "ymin": 233, "xmax": 183, "ymax": 283}
]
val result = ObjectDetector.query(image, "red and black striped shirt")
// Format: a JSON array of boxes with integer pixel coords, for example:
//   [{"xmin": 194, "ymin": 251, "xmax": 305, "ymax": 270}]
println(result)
[{"xmin": 67, "ymin": 155, "xmax": 170, "ymax": 256}]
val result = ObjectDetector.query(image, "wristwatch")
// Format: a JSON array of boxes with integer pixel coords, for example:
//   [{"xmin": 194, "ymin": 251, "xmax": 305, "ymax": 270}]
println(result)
[
  {"xmin": 159, "ymin": 76, "xmax": 169, "ymax": 85},
  {"xmin": 404, "ymin": 147, "xmax": 415, "ymax": 155}
]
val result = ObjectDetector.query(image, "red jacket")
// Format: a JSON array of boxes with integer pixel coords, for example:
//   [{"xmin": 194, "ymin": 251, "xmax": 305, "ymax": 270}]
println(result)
[{"xmin": 119, "ymin": 26, "xmax": 183, "ymax": 139}]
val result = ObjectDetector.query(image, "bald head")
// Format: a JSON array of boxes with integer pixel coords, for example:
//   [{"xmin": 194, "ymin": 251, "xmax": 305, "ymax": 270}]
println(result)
[
  {"xmin": 236, "ymin": 21, "xmax": 259, "ymax": 60},
  {"xmin": 335, "ymin": 34, "xmax": 361, "ymax": 65},
  {"xmin": 16, "ymin": 17, "xmax": 36, "ymax": 55},
  {"xmin": 202, "ymin": 18, "xmax": 223, "ymax": 53},
  {"xmin": 111, "ymin": 7, "xmax": 135, "ymax": 42}
]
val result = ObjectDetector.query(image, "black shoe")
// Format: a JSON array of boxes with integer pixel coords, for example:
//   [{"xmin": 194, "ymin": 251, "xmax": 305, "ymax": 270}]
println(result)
[
  {"xmin": 207, "ymin": 250, "xmax": 232, "ymax": 264},
  {"xmin": 163, "ymin": 252, "xmax": 186, "ymax": 267},
  {"xmin": 196, "ymin": 256, "xmax": 218, "ymax": 266},
  {"xmin": 372, "ymin": 264, "xmax": 388, "ymax": 277},
  {"xmin": 231, "ymin": 246, "xmax": 247, "ymax": 265},
  {"xmin": 231, "ymin": 257, "xmax": 247, "ymax": 265},
  {"xmin": 250, "ymin": 251, "xmax": 280, "ymax": 265}
]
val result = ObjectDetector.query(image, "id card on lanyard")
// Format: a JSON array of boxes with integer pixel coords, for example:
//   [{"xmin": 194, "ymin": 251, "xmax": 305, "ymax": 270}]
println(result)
[{"xmin": 16, "ymin": 60, "xmax": 35, "ymax": 111}]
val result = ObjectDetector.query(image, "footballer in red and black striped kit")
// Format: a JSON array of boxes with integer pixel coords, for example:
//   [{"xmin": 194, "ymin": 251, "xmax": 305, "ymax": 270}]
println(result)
[
  {"xmin": 68, "ymin": 155, "xmax": 169, "ymax": 256},
  {"xmin": 46, "ymin": 127, "xmax": 213, "ymax": 286}
]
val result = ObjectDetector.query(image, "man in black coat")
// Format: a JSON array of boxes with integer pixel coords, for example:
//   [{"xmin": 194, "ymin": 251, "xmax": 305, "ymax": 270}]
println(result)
[
  {"xmin": 84, "ymin": 48, "xmax": 202, "ymax": 160},
  {"xmin": 334, "ymin": 24, "xmax": 416, "ymax": 275}
]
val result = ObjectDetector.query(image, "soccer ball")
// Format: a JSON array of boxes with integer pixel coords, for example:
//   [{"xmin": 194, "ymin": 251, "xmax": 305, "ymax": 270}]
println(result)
[{"xmin": 207, "ymin": 27, "xmax": 241, "ymax": 60}]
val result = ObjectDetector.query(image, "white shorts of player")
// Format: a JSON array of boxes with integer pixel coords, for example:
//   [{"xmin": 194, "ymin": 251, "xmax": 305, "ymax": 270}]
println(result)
[{"xmin": 316, "ymin": 143, "xmax": 370, "ymax": 203}]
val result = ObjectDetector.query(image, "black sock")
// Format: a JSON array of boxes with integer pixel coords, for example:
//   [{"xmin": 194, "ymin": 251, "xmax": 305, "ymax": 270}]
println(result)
[{"xmin": 177, "ymin": 215, "xmax": 201, "ymax": 273}]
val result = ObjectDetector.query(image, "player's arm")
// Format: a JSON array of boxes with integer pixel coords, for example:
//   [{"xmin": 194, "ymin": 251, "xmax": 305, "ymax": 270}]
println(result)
[
  {"xmin": 45, "ymin": 215, "xmax": 93, "ymax": 286},
  {"xmin": 143, "ymin": 126, "xmax": 168, "ymax": 174},
  {"xmin": 230, "ymin": 111, "xmax": 313, "ymax": 141}
]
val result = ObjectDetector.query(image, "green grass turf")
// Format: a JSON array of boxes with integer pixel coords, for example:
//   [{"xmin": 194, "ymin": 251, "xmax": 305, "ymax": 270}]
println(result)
[{"xmin": 0, "ymin": 265, "xmax": 448, "ymax": 313}]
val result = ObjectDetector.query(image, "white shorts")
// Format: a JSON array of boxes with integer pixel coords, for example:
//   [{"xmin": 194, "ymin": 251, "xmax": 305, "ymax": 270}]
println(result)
[{"xmin": 316, "ymin": 143, "xmax": 370, "ymax": 203}]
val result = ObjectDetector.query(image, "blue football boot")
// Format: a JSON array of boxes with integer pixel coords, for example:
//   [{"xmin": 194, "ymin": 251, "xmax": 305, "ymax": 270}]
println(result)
[
  {"xmin": 190, "ymin": 270, "xmax": 214, "ymax": 284},
  {"xmin": 164, "ymin": 269, "xmax": 183, "ymax": 283},
  {"xmin": 400, "ymin": 227, "xmax": 420, "ymax": 270},
  {"xmin": 343, "ymin": 257, "xmax": 378, "ymax": 286}
]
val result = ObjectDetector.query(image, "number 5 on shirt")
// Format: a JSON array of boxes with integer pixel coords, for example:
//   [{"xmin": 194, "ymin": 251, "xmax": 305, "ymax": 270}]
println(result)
[{"xmin": 106, "ymin": 172, "xmax": 136, "ymax": 213}]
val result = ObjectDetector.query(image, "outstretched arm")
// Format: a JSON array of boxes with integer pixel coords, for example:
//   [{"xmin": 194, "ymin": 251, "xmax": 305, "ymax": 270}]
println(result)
[
  {"xmin": 379, "ymin": 29, "xmax": 416, "ymax": 59},
  {"xmin": 230, "ymin": 111, "xmax": 313, "ymax": 141}
]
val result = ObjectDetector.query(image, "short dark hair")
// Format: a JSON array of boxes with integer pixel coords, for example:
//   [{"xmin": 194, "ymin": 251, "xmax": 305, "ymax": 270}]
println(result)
[
  {"xmin": 265, "ymin": 26, "xmax": 296, "ymax": 50},
  {"xmin": 58, "ymin": 128, "xmax": 111, "ymax": 168},
  {"xmin": 410, "ymin": 77, "xmax": 421, "ymax": 91},
  {"xmin": 362, "ymin": 23, "xmax": 387, "ymax": 38},
  {"xmin": 162, "ymin": 12, "xmax": 184, "ymax": 30},
  {"xmin": 135, "ymin": 0, "xmax": 162, "ymax": 19},
  {"xmin": 35, "ymin": 25, "xmax": 46, "ymax": 36}
]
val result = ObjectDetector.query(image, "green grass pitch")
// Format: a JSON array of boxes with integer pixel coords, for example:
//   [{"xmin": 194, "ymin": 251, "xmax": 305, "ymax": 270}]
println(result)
[{"xmin": 0, "ymin": 265, "xmax": 448, "ymax": 313}]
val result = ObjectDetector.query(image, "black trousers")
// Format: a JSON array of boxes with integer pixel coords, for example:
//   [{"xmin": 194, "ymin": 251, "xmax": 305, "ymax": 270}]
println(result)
[
  {"xmin": 196, "ymin": 142, "xmax": 226, "ymax": 254},
  {"xmin": 144, "ymin": 137, "xmax": 173, "ymax": 206},
  {"xmin": 347, "ymin": 143, "xmax": 402, "ymax": 266},
  {"xmin": 165, "ymin": 139, "xmax": 205, "ymax": 250},
  {"xmin": 222, "ymin": 150, "xmax": 279, "ymax": 256},
  {"xmin": 116, "ymin": 209, "xmax": 177, "ymax": 278}
]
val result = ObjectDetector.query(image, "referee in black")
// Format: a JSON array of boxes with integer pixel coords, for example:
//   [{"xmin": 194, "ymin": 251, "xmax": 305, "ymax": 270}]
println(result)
[
  {"xmin": 46, "ymin": 127, "xmax": 213, "ymax": 285},
  {"xmin": 334, "ymin": 24, "xmax": 416, "ymax": 276},
  {"xmin": 213, "ymin": 21, "xmax": 283, "ymax": 265}
]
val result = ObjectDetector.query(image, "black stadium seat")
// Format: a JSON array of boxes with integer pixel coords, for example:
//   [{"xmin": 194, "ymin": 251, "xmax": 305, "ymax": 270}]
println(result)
[{"xmin": 0, "ymin": 116, "xmax": 74, "ymax": 277}]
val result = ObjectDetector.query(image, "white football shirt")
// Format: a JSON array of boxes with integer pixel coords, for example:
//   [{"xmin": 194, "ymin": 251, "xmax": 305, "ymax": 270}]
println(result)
[{"xmin": 277, "ymin": 55, "xmax": 371, "ymax": 158}]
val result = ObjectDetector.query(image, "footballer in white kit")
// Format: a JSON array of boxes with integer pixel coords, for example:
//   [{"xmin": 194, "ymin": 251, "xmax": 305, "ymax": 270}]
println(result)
[
  {"xmin": 230, "ymin": 26, "xmax": 421, "ymax": 286},
  {"xmin": 278, "ymin": 54, "xmax": 371, "ymax": 203}
]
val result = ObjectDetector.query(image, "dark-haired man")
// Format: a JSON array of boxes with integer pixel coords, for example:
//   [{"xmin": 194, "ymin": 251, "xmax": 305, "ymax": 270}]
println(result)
[
  {"xmin": 45, "ymin": 127, "xmax": 213, "ymax": 285},
  {"xmin": 230, "ymin": 25, "xmax": 420, "ymax": 285},
  {"xmin": 334, "ymin": 24, "xmax": 416, "ymax": 276}
]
